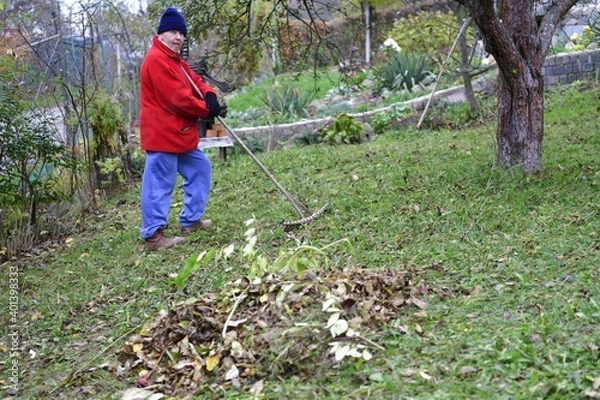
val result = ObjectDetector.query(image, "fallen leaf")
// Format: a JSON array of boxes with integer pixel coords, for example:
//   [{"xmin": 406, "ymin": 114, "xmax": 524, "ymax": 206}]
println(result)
[
  {"xmin": 30, "ymin": 311, "xmax": 42, "ymax": 321},
  {"xmin": 594, "ymin": 377, "xmax": 600, "ymax": 390},
  {"xmin": 206, "ymin": 353, "xmax": 220, "ymax": 372},
  {"xmin": 411, "ymin": 297, "xmax": 427, "ymax": 310},
  {"xmin": 225, "ymin": 364, "xmax": 239, "ymax": 380},
  {"xmin": 415, "ymin": 324, "xmax": 423, "ymax": 334},
  {"xmin": 584, "ymin": 389, "xmax": 599, "ymax": 399},
  {"xmin": 249, "ymin": 379, "xmax": 264, "ymax": 395},
  {"xmin": 420, "ymin": 371, "xmax": 432, "ymax": 381},
  {"xmin": 330, "ymin": 319, "xmax": 349, "ymax": 337},
  {"xmin": 334, "ymin": 344, "xmax": 350, "ymax": 361},
  {"xmin": 121, "ymin": 388, "xmax": 163, "ymax": 400},
  {"xmin": 460, "ymin": 366, "xmax": 477, "ymax": 375},
  {"xmin": 369, "ymin": 372, "xmax": 384, "ymax": 382}
]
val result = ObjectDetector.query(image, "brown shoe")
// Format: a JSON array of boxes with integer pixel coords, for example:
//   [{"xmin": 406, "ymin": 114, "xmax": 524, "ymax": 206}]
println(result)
[
  {"xmin": 144, "ymin": 228, "xmax": 186, "ymax": 251},
  {"xmin": 180, "ymin": 219, "xmax": 214, "ymax": 235}
]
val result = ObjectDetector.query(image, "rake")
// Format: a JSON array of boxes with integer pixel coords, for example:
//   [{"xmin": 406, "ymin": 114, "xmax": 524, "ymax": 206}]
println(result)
[{"xmin": 182, "ymin": 67, "xmax": 328, "ymax": 227}]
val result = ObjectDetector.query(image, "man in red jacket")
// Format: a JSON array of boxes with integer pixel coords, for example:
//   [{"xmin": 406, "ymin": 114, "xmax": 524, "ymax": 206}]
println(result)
[{"xmin": 139, "ymin": 7, "xmax": 223, "ymax": 251}]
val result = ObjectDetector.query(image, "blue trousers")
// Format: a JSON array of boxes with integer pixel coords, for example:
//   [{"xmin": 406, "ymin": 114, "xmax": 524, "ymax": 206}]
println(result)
[{"xmin": 140, "ymin": 149, "xmax": 212, "ymax": 239}]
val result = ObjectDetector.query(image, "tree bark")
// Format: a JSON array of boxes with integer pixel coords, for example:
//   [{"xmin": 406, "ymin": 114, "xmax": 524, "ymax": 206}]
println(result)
[
  {"xmin": 455, "ymin": 5, "xmax": 479, "ymax": 116},
  {"xmin": 496, "ymin": 62, "xmax": 544, "ymax": 172}
]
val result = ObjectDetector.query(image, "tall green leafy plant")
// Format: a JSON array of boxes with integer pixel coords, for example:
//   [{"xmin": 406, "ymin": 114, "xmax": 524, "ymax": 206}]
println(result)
[
  {"xmin": 257, "ymin": 82, "xmax": 315, "ymax": 119},
  {"xmin": 375, "ymin": 48, "xmax": 434, "ymax": 93},
  {"xmin": 88, "ymin": 90, "xmax": 133, "ymax": 191},
  {"xmin": 318, "ymin": 114, "xmax": 366, "ymax": 145}
]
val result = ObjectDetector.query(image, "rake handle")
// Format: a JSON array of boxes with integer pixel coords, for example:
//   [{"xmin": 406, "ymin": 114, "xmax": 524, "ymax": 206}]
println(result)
[
  {"xmin": 216, "ymin": 116, "xmax": 311, "ymax": 218},
  {"xmin": 181, "ymin": 67, "xmax": 310, "ymax": 219}
]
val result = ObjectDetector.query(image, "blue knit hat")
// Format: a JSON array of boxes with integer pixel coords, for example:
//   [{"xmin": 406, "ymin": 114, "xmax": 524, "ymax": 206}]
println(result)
[{"xmin": 157, "ymin": 7, "xmax": 187, "ymax": 37}]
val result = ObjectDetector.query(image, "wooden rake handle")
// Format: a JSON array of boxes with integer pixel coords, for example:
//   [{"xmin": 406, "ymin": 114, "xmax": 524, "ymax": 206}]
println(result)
[{"xmin": 181, "ymin": 67, "xmax": 311, "ymax": 219}]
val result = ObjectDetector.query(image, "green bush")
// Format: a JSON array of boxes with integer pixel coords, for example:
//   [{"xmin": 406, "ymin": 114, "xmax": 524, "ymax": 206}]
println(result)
[
  {"xmin": 0, "ymin": 88, "xmax": 76, "ymax": 227},
  {"xmin": 257, "ymin": 82, "xmax": 315, "ymax": 118},
  {"xmin": 318, "ymin": 114, "xmax": 365, "ymax": 145},
  {"xmin": 374, "ymin": 48, "xmax": 434, "ymax": 93},
  {"xmin": 387, "ymin": 10, "xmax": 476, "ymax": 67},
  {"xmin": 370, "ymin": 103, "xmax": 413, "ymax": 134},
  {"xmin": 88, "ymin": 90, "xmax": 130, "ymax": 190}
]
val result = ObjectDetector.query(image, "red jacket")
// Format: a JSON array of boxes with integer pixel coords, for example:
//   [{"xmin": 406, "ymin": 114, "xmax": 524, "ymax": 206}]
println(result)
[{"xmin": 139, "ymin": 36, "xmax": 216, "ymax": 153}]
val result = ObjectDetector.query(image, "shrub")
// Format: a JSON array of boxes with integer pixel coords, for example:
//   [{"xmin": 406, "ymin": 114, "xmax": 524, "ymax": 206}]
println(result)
[
  {"xmin": 370, "ymin": 103, "xmax": 413, "ymax": 134},
  {"xmin": 88, "ymin": 90, "xmax": 132, "ymax": 191},
  {"xmin": 386, "ymin": 10, "xmax": 476, "ymax": 68},
  {"xmin": 374, "ymin": 48, "xmax": 434, "ymax": 93},
  {"xmin": 318, "ymin": 114, "xmax": 365, "ymax": 145},
  {"xmin": 257, "ymin": 82, "xmax": 315, "ymax": 119},
  {"xmin": 0, "ymin": 83, "xmax": 78, "ymax": 260}
]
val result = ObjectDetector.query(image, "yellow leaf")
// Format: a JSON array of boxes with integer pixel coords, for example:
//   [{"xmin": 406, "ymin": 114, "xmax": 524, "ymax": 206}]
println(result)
[
  {"xmin": 206, "ymin": 353, "xmax": 220, "ymax": 372},
  {"xmin": 132, "ymin": 343, "xmax": 143, "ymax": 352},
  {"xmin": 139, "ymin": 325, "xmax": 151, "ymax": 336}
]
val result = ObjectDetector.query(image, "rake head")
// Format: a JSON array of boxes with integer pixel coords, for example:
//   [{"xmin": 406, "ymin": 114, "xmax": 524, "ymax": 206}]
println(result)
[{"xmin": 281, "ymin": 204, "xmax": 328, "ymax": 230}]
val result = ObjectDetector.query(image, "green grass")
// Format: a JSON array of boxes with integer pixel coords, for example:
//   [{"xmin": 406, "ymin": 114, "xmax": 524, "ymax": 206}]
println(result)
[
  {"xmin": 225, "ymin": 69, "xmax": 346, "ymax": 112},
  {"xmin": 1, "ymin": 83, "xmax": 599, "ymax": 399}
]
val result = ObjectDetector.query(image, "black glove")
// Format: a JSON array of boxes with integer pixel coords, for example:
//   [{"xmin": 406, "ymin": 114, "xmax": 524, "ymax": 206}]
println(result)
[
  {"xmin": 219, "ymin": 102, "xmax": 228, "ymax": 118},
  {"xmin": 204, "ymin": 93, "xmax": 221, "ymax": 119}
]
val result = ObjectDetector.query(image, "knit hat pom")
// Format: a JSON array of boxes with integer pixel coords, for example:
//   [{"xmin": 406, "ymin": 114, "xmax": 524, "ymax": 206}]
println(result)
[{"xmin": 157, "ymin": 7, "xmax": 187, "ymax": 37}]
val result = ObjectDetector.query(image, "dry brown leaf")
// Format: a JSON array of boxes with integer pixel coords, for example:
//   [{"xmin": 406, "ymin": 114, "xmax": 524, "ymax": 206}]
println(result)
[
  {"xmin": 114, "ymin": 267, "xmax": 439, "ymax": 397},
  {"xmin": 460, "ymin": 366, "xmax": 477, "ymax": 375},
  {"xmin": 411, "ymin": 297, "xmax": 428, "ymax": 310}
]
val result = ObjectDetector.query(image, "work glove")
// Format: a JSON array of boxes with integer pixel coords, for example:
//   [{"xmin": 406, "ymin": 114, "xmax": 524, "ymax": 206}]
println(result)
[
  {"xmin": 219, "ymin": 102, "xmax": 228, "ymax": 118},
  {"xmin": 204, "ymin": 93, "xmax": 221, "ymax": 119}
]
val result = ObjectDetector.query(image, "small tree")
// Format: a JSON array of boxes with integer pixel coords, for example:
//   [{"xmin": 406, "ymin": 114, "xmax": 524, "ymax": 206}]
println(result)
[{"xmin": 0, "ymin": 58, "xmax": 76, "ymax": 238}]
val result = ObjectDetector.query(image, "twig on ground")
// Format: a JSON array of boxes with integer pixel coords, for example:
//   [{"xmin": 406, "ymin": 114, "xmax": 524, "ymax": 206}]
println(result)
[{"xmin": 222, "ymin": 289, "xmax": 249, "ymax": 339}]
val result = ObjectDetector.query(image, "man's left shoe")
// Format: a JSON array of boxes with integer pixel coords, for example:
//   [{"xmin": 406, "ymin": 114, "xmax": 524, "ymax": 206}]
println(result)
[{"xmin": 181, "ymin": 219, "xmax": 214, "ymax": 235}]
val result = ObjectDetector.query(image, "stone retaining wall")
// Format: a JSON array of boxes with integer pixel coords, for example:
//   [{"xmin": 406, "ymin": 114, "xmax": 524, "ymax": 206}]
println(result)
[
  {"xmin": 543, "ymin": 49, "xmax": 600, "ymax": 87},
  {"xmin": 231, "ymin": 79, "xmax": 490, "ymax": 150},
  {"xmin": 231, "ymin": 49, "xmax": 600, "ymax": 150}
]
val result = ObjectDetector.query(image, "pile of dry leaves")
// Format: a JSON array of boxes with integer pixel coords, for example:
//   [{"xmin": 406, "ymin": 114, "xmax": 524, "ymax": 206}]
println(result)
[{"xmin": 114, "ymin": 267, "xmax": 438, "ymax": 397}]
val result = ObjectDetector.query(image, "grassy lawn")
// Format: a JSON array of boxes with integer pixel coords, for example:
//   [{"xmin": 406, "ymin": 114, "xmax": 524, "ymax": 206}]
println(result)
[{"xmin": 1, "ymin": 83, "xmax": 599, "ymax": 399}]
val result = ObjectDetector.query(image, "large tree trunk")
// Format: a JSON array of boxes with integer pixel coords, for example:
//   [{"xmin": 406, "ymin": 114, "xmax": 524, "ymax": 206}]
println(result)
[
  {"xmin": 455, "ymin": 0, "xmax": 580, "ymax": 173},
  {"xmin": 494, "ymin": 1, "xmax": 545, "ymax": 173},
  {"xmin": 496, "ymin": 63, "xmax": 544, "ymax": 172}
]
